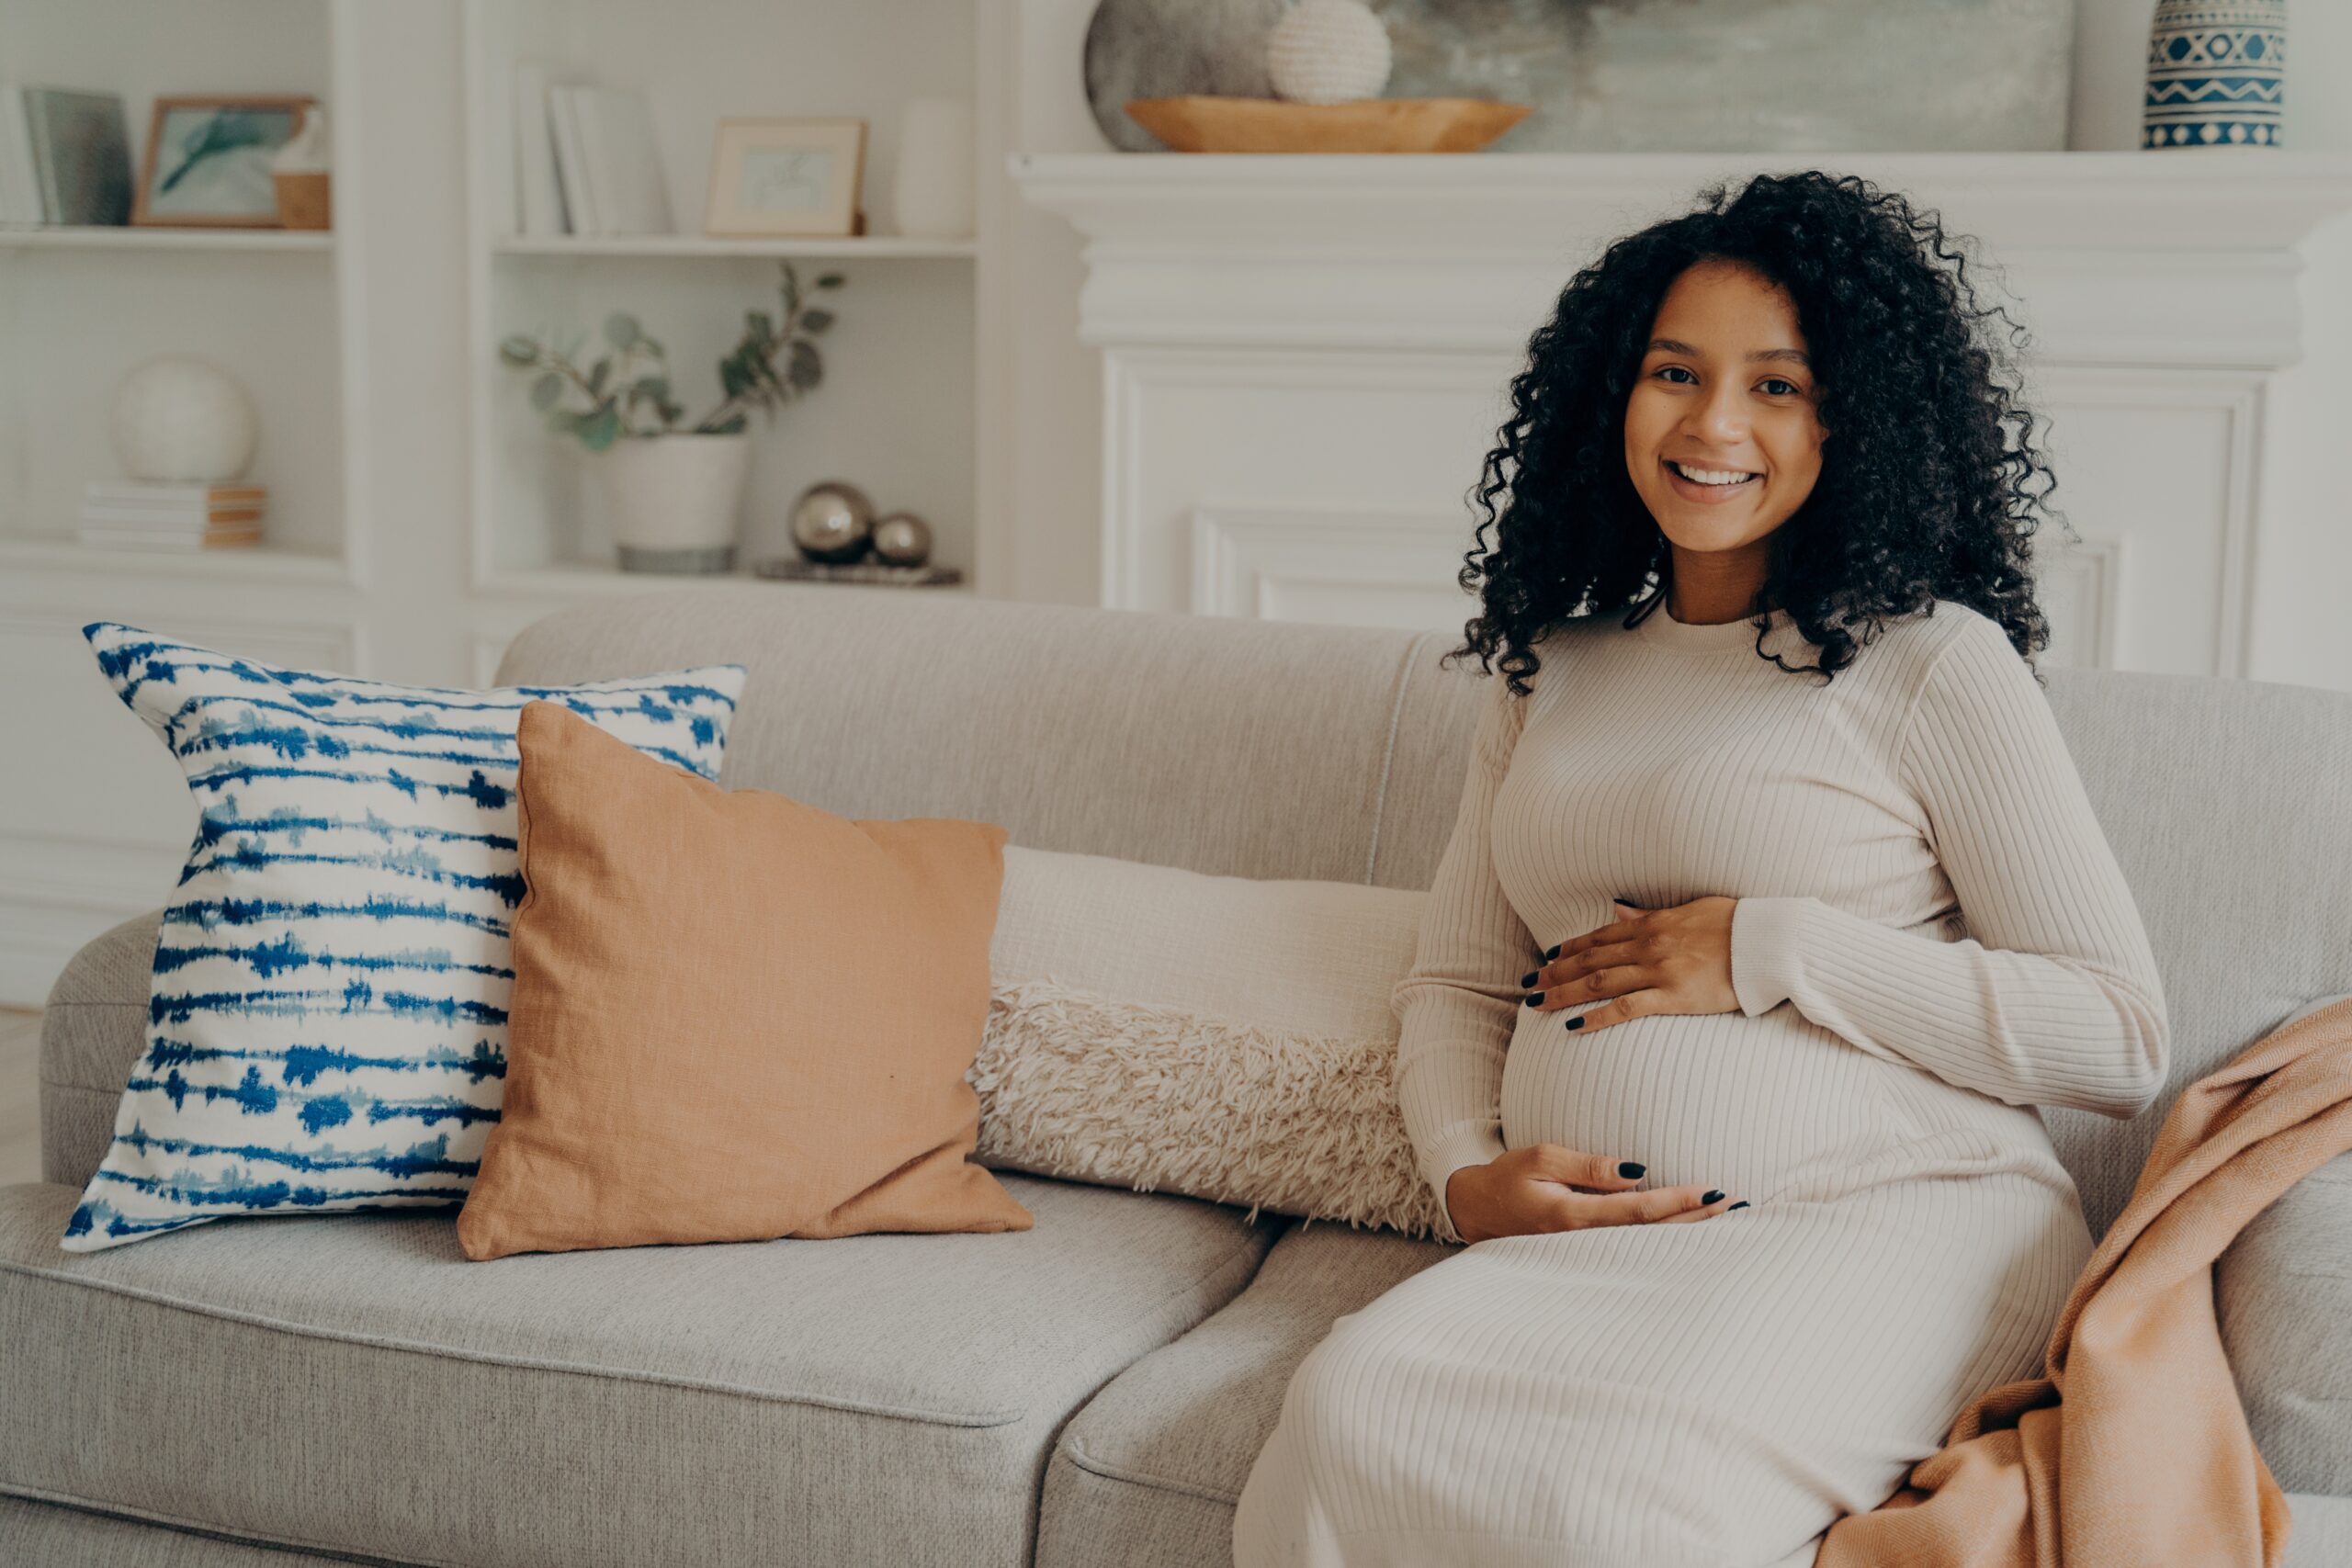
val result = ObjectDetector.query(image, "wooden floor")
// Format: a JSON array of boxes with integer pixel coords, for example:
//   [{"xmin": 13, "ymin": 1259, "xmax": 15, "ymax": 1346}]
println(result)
[{"xmin": 2, "ymin": 1007, "xmax": 41, "ymax": 1186}]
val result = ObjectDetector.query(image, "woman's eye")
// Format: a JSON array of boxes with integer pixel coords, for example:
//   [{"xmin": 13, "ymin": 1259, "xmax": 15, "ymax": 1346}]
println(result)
[
  {"xmin": 1656, "ymin": 366, "xmax": 1695, "ymax": 384},
  {"xmin": 1761, "ymin": 378, "xmax": 1800, "ymax": 396}
]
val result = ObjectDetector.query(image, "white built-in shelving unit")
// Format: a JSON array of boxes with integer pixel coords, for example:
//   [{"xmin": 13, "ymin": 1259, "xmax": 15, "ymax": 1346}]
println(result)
[{"xmin": 0, "ymin": 0, "xmax": 1012, "ymax": 1004}]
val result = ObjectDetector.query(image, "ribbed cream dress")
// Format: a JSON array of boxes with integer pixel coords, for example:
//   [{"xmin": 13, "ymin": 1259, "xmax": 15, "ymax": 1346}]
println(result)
[{"xmin": 1231, "ymin": 596, "xmax": 2170, "ymax": 1568}]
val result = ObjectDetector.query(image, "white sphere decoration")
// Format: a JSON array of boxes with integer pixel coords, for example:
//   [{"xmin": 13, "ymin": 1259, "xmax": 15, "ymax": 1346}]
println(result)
[
  {"xmin": 111, "ymin": 355, "xmax": 258, "ymax": 484},
  {"xmin": 1266, "ymin": 0, "xmax": 1392, "ymax": 106}
]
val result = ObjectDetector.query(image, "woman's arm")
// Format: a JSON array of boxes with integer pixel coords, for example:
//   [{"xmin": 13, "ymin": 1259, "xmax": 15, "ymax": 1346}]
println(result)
[
  {"xmin": 1727, "ymin": 613, "xmax": 2170, "ymax": 1118},
  {"xmin": 1391, "ymin": 671, "xmax": 1537, "ymax": 1243}
]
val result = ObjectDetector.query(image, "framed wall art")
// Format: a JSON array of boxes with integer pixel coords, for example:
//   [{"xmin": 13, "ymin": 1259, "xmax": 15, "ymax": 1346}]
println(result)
[
  {"xmin": 133, "ymin": 94, "xmax": 316, "ymax": 227},
  {"xmin": 705, "ymin": 117, "xmax": 865, "ymax": 238}
]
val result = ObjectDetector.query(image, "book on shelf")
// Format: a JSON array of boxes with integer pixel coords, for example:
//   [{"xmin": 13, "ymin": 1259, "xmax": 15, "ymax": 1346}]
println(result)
[
  {"xmin": 0, "ymin": 85, "xmax": 40, "ymax": 225},
  {"xmin": 0, "ymin": 86, "xmax": 131, "ymax": 226},
  {"xmin": 77, "ymin": 527, "xmax": 262, "ymax": 552},
  {"xmin": 79, "ymin": 480, "xmax": 267, "ymax": 548},
  {"xmin": 512, "ymin": 61, "xmax": 563, "ymax": 238},
  {"xmin": 541, "ymin": 81, "xmax": 668, "ymax": 238},
  {"xmin": 547, "ymin": 83, "xmax": 599, "ymax": 237},
  {"xmin": 85, "ymin": 481, "xmax": 266, "ymax": 510}
]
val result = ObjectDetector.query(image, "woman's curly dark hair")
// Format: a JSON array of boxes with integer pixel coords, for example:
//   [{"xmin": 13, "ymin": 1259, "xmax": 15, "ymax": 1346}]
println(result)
[{"xmin": 1450, "ymin": 169, "xmax": 2068, "ymax": 698}]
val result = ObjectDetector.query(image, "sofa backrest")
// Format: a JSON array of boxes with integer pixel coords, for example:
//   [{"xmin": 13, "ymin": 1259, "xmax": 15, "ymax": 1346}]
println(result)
[{"xmin": 500, "ymin": 584, "xmax": 2352, "ymax": 1241}]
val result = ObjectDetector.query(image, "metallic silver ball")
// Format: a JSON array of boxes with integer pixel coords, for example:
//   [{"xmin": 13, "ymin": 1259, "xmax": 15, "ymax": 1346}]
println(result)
[
  {"xmin": 870, "ymin": 511, "xmax": 933, "ymax": 567},
  {"xmin": 789, "ymin": 480, "xmax": 876, "ymax": 563}
]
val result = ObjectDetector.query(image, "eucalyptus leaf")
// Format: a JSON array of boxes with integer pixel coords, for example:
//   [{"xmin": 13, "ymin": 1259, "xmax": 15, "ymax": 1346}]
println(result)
[
  {"xmin": 816, "ymin": 272, "xmax": 844, "ymax": 288},
  {"xmin": 497, "ymin": 334, "xmax": 540, "ymax": 367},
  {"xmin": 800, "ymin": 309, "xmax": 833, "ymax": 333},
  {"xmin": 701, "ymin": 412, "xmax": 747, "ymax": 435},
  {"xmin": 586, "ymin": 359, "xmax": 610, "ymax": 398},
  {"xmin": 604, "ymin": 310, "xmax": 640, "ymax": 350},
  {"xmin": 529, "ymin": 372, "xmax": 562, "ymax": 412},
  {"xmin": 580, "ymin": 403, "xmax": 622, "ymax": 452},
  {"xmin": 786, "ymin": 340, "xmax": 821, "ymax": 391}
]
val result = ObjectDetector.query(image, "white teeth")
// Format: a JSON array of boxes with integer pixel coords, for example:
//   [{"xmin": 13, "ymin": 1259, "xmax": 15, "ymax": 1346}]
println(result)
[{"xmin": 1668, "ymin": 460, "xmax": 1757, "ymax": 486}]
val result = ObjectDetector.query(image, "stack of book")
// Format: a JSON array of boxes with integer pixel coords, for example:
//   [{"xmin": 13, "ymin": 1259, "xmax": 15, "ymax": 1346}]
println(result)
[
  {"xmin": 79, "ymin": 482, "xmax": 266, "ymax": 552},
  {"xmin": 0, "ymin": 85, "xmax": 133, "ymax": 226},
  {"xmin": 511, "ymin": 65, "xmax": 671, "ymax": 238}
]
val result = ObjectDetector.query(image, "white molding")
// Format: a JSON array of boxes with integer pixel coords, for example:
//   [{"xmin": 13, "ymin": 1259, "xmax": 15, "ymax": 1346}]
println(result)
[
  {"xmin": 1190, "ymin": 503, "xmax": 1475, "ymax": 626},
  {"xmin": 1102, "ymin": 346, "xmax": 1506, "ymax": 610},
  {"xmin": 2033, "ymin": 365, "xmax": 2264, "ymax": 676},
  {"xmin": 0, "ymin": 830, "xmax": 175, "ymax": 1007},
  {"xmin": 2037, "ymin": 535, "xmax": 2123, "ymax": 671},
  {"xmin": 1012, "ymin": 150, "xmax": 2352, "ymax": 368}
]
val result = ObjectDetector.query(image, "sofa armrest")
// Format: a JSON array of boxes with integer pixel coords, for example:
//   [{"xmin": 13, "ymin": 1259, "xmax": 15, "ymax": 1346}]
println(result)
[
  {"xmin": 37, "ymin": 909, "xmax": 161, "ymax": 1190},
  {"xmin": 2218, "ymin": 1076, "xmax": 2352, "ymax": 1498}
]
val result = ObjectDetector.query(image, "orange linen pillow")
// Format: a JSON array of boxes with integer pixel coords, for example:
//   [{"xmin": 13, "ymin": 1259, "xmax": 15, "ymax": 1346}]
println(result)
[{"xmin": 456, "ymin": 699, "xmax": 1033, "ymax": 1260}]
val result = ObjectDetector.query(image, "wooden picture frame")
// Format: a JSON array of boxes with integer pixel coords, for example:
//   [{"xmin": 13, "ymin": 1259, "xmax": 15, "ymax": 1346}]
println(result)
[
  {"xmin": 133, "ymin": 94, "xmax": 316, "ymax": 228},
  {"xmin": 704, "ymin": 118, "xmax": 866, "ymax": 238}
]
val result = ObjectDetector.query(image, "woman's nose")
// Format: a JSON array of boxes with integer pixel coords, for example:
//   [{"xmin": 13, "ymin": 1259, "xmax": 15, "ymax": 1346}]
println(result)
[{"xmin": 1686, "ymin": 387, "xmax": 1748, "ymax": 442}]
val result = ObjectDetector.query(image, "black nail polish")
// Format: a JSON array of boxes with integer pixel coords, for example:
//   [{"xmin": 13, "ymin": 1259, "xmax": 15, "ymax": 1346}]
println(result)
[
  {"xmin": 1565, "ymin": 1016, "xmax": 1584, "ymax": 1031},
  {"xmin": 1520, "ymin": 971, "xmax": 1539, "ymax": 987},
  {"xmin": 1618, "ymin": 1161, "xmax": 1645, "ymax": 1179},
  {"xmin": 1544, "ymin": 944, "xmax": 1561, "ymax": 962},
  {"xmin": 1702, "ymin": 1190, "xmax": 1724, "ymax": 1204},
  {"xmin": 1728, "ymin": 1201, "xmax": 1750, "ymax": 1210},
  {"xmin": 1523, "ymin": 992, "xmax": 1544, "ymax": 1006}
]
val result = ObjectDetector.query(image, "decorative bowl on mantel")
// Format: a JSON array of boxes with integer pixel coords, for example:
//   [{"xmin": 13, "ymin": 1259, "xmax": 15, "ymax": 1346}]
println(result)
[{"xmin": 1123, "ymin": 96, "xmax": 1529, "ymax": 153}]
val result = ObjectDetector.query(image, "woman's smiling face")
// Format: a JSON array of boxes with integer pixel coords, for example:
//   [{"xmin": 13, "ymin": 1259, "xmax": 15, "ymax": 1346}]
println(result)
[{"xmin": 1623, "ymin": 259, "xmax": 1826, "ymax": 558}]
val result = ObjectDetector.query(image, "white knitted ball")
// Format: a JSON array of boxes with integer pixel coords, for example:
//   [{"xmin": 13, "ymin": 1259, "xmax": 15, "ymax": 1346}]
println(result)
[
  {"xmin": 1265, "ymin": 0, "xmax": 1392, "ymax": 106},
  {"xmin": 111, "ymin": 355, "xmax": 258, "ymax": 483}
]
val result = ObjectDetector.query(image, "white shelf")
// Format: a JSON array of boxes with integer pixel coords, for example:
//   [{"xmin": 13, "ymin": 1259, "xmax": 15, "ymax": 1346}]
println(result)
[
  {"xmin": 0, "ymin": 225, "xmax": 334, "ymax": 252},
  {"xmin": 0, "ymin": 536, "xmax": 351, "ymax": 582},
  {"xmin": 480, "ymin": 560, "xmax": 972, "ymax": 598},
  {"xmin": 494, "ymin": 234, "xmax": 975, "ymax": 259}
]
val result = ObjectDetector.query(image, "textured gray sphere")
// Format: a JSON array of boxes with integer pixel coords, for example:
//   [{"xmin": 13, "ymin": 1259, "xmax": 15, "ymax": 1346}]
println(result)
[
  {"xmin": 870, "ymin": 511, "xmax": 933, "ymax": 567},
  {"xmin": 789, "ymin": 479, "xmax": 876, "ymax": 563},
  {"xmin": 1083, "ymin": 0, "xmax": 1289, "ymax": 152}
]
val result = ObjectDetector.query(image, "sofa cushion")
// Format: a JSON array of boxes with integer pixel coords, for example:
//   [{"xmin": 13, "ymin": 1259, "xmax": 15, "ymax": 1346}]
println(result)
[
  {"xmin": 1033, "ymin": 1218, "xmax": 1449, "ymax": 1568},
  {"xmin": 0, "ymin": 1174, "xmax": 1275, "ymax": 1568}
]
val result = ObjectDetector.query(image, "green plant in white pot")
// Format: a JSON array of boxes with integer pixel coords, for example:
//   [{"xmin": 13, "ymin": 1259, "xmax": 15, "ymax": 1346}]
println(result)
[{"xmin": 498, "ymin": 261, "xmax": 844, "ymax": 574}]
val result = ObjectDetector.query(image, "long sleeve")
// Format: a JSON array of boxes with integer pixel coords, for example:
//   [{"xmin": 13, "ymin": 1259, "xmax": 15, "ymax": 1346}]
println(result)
[
  {"xmin": 1728, "ymin": 614, "xmax": 2170, "ymax": 1119},
  {"xmin": 1391, "ymin": 671, "xmax": 1535, "ymax": 1244}
]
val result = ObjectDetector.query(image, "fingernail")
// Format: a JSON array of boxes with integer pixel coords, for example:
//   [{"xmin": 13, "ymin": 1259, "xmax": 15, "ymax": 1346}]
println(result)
[
  {"xmin": 1520, "ymin": 971, "xmax": 1539, "ymax": 987},
  {"xmin": 1565, "ymin": 1016, "xmax": 1584, "ymax": 1031},
  {"xmin": 1523, "ymin": 991, "xmax": 1544, "ymax": 1006},
  {"xmin": 1543, "ymin": 944, "xmax": 1561, "ymax": 961},
  {"xmin": 1702, "ymin": 1190, "xmax": 1724, "ymax": 1204},
  {"xmin": 1618, "ymin": 1161, "xmax": 1645, "ymax": 1179},
  {"xmin": 1728, "ymin": 1201, "xmax": 1750, "ymax": 1210}
]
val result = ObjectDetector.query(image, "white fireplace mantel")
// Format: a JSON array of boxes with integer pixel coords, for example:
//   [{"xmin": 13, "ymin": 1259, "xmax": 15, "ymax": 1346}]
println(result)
[
  {"xmin": 1011, "ymin": 150, "xmax": 2352, "ymax": 676},
  {"xmin": 1013, "ymin": 150, "xmax": 2352, "ymax": 368}
]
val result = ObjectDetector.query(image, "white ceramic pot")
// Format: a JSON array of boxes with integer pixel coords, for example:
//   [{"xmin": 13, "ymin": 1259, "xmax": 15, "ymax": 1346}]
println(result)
[{"xmin": 599, "ymin": 432, "xmax": 752, "ymax": 573}]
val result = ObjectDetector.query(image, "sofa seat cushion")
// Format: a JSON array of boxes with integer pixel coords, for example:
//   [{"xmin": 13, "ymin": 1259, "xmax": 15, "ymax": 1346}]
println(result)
[
  {"xmin": 0, "ymin": 1174, "xmax": 1276, "ymax": 1568},
  {"xmin": 1035, "ymin": 1219, "xmax": 1450, "ymax": 1568}
]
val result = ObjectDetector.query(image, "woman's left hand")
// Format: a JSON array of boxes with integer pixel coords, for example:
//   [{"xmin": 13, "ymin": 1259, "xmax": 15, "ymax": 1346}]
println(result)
[{"xmin": 1522, "ymin": 896, "xmax": 1742, "ymax": 1032}]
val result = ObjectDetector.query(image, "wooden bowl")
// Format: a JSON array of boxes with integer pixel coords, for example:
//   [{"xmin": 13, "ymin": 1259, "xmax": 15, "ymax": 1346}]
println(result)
[{"xmin": 1124, "ymin": 96, "xmax": 1531, "ymax": 154}]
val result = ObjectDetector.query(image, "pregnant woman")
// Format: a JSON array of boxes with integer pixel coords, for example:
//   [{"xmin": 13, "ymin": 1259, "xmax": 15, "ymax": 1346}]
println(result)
[{"xmin": 1231, "ymin": 170, "xmax": 2171, "ymax": 1568}]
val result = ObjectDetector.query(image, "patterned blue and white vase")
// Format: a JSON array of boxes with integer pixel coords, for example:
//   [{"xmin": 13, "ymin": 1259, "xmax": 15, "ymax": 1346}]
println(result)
[{"xmin": 2144, "ymin": 0, "xmax": 2287, "ymax": 150}]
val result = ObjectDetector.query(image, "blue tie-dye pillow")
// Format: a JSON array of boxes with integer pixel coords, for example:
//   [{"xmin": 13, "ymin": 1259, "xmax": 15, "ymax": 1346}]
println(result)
[{"xmin": 62, "ymin": 623, "xmax": 749, "ymax": 1252}]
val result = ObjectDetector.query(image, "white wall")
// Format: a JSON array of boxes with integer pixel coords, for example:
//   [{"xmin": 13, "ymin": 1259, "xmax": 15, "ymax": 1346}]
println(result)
[{"xmin": 1002, "ymin": 0, "xmax": 2352, "ymax": 692}]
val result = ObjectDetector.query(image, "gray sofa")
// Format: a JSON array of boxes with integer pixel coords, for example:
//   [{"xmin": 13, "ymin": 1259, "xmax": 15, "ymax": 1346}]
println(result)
[{"xmin": 6, "ymin": 583, "xmax": 2351, "ymax": 1567}]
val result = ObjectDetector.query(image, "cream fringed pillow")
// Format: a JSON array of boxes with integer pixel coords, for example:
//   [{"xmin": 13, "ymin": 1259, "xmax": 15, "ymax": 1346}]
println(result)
[{"xmin": 971, "ymin": 844, "xmax": 1448, "ymax": 1241}]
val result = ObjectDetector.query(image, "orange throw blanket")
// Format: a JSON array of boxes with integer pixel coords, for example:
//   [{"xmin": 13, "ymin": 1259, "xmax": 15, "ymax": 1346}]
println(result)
[{"xmin": 1817, "ymin": 996, "xmax": 2352, "ymax": 1568}]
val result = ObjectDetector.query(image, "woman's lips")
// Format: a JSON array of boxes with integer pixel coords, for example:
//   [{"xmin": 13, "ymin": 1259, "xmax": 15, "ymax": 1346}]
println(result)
[{"xmin": 1662, "ymin": 457, "xmax": 1760, "ymax": 504}]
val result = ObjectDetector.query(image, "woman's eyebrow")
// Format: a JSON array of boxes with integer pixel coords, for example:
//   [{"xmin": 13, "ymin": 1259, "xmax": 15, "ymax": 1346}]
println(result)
[{"xmin": 1646, "ymin": 336, "xmax": 1811, "ymax": 367}]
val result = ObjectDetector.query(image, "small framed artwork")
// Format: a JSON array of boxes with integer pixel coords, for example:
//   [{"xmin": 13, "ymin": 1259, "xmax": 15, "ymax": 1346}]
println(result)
[
  {"xmin": 134, "ymin": 95, "xmax": 316, "ymax": 227},
  {"xmin": 706, "ymin": 118, "xmax": 866, "ymax": 238}
]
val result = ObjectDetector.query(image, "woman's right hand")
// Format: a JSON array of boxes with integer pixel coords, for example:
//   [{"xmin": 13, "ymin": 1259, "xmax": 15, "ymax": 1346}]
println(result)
[{"xmin": 1445, "ymin": 1144, "xmax": 1741, "ymax": 1244}]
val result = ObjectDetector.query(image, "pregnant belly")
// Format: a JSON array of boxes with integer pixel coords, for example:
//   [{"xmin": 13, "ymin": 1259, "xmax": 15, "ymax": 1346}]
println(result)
[{"xmin": 1498, "ymin": 998, "xmax": 1910, "ymax": 1201}]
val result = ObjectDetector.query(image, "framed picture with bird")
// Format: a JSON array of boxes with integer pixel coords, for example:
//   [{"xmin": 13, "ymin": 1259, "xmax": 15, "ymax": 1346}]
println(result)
[{"xmin": 133, "ymin": 94, "xmax": 316, "ymax": 227}]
